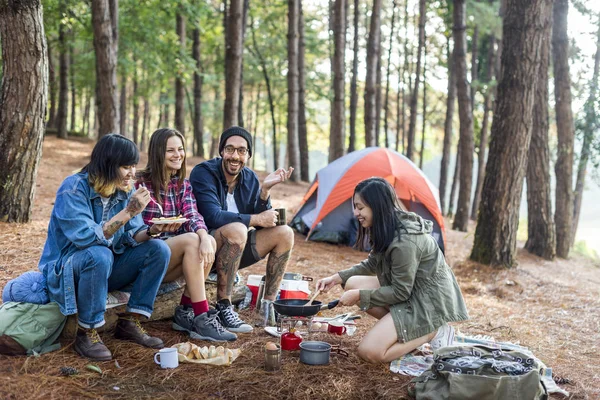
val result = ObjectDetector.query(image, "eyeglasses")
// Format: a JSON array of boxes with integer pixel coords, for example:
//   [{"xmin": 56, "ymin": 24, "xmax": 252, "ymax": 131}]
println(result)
[{"xmin": 224, "ymin": 145, "xmax": 248, "ymax": 156}]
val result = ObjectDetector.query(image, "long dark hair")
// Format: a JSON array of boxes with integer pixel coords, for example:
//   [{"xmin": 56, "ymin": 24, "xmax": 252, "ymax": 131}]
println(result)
[
  {"xmin": 353, "ymin": 177, "xmax": 400, "ymax": 253},
  {"xmin": 139, "ymin": 128, "xmax": 186, "ymax": 206},
  {"xmin": 81, "ymin": 133, "xmax": 139, "ymax": 197}
]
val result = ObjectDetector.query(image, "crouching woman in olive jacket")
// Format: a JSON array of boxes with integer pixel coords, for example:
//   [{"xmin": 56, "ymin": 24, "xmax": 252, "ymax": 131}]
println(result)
[{"xmin": 316, "ymin": 178, "xmax": 468, "ymax": 363}]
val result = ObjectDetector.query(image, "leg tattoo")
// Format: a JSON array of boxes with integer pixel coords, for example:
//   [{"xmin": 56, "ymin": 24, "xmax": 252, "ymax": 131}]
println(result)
[
  {"xmin": 264, "ymin": 250, "xmax": 291, "ymax": 298},
  {"xmin": 215, "ymin": 233, "xmax": 243, "ymax": 300}
]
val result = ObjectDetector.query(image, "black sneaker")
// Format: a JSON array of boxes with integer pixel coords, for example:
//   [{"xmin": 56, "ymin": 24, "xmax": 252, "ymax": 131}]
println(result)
[
  {"xmin": 215, "ymin": 303, "xmax": 253, "ymax": 333},
  {"xmin": 172, "ymin": 306, "xmax": 237, "ymax": 342}
]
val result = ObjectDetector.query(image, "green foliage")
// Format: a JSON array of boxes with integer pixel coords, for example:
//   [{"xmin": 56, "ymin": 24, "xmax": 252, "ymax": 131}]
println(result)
[{"xmin": 572, "ymin": 240, "xmax": 600, "ymax": 263}]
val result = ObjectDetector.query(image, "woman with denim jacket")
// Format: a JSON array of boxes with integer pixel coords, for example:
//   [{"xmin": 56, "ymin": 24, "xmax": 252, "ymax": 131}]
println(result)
[
  {"xmin": 316, "ymin": 177, "xmax": 469, "ymax": 363},
  {"xmin": 38, "ymin": 134, "xmax": 171, "ymax": 361},
  {"xmin": 135, "ymin": 128, "xmax": 236, "ymax": 343}
]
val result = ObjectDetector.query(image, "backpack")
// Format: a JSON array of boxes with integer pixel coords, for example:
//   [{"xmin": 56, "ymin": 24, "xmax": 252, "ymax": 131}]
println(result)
[
  {"xmin": 410, "ymin": 345, "xmax": 548, "ymax": 400},
  {"xmin": 0, "ymin": 302, "xmax": 67, "ymax": 356}
]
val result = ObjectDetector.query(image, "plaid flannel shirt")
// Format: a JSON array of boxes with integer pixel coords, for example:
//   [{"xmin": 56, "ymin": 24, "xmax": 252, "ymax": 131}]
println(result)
[{"xmin": 136, "ymin": 177, "xmax": 207, "ymax": 239}]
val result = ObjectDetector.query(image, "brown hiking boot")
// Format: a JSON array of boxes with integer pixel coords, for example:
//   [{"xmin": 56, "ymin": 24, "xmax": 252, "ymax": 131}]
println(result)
[
  {"xmin": 114, "ymin": 317, "xmax": 164, "ymax": 349},
  {"xmin": 74, "ymin": 328, "xmax": 112, "ymax": 361}
]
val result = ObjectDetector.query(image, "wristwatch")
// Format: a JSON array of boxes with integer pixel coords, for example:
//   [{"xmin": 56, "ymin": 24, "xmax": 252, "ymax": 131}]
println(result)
[{"xmin": 146, "ymin": 226, "xmax": 161, "ymax": 238}]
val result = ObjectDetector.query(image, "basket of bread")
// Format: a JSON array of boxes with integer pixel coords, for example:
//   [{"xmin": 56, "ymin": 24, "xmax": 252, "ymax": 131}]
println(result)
[{"xmin": 172, "ymin": 342, "xmax": 241, "ymax": 366}]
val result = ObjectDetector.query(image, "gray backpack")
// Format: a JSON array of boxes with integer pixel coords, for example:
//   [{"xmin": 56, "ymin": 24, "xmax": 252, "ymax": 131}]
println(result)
[{"xmin": 410, "ymin": 345, "xmax": 548, "ymax": 400}]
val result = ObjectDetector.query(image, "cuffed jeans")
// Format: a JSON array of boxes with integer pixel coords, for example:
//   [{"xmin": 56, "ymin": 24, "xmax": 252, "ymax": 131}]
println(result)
[{"xmin": 70, "ymin": 240, "xmax": 170, "ymax": 329}]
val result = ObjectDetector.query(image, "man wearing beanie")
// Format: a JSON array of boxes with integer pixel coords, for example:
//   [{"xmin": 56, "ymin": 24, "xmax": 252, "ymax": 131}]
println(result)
[{"xmin": 190, "ymin": 126, "xmax": 294, "ymax": 333}]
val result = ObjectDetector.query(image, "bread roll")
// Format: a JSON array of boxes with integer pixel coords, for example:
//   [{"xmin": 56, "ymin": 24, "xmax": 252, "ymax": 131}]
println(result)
[
  {"xmin": 216, "ymin": 346, "xmax": 225, "ymax": 357},
  {"xmin": 208, "ymin": 345, "xmax": 216, "ymax": 359},
  {"xmin": 174, "ymin": 342, "xmax": 193, "ymax": 357},
  {"xmin": 192, "ymin": 346, "xmax": 202, "ymax": 360}
]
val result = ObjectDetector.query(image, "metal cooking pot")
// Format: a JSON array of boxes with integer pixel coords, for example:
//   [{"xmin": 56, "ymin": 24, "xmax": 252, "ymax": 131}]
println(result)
[{"xmin": 299, "ymin": 341, "xmax": 348, "ymax": 365}]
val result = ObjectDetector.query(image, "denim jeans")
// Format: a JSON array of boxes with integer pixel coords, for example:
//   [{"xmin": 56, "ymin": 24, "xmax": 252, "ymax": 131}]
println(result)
[{"xmin": 70, "ymin": 240, "xmax": 170, "ymax": 328}]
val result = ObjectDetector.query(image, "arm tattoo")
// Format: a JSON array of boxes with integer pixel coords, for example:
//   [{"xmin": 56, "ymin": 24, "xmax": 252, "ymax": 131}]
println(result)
[
  {"xmin": 125, "ymin": 197, "xmax": 143, "ymax": 216},
  {"xmin": 264, "ymin": 249, "xmax": 291, "ymax": 297},
  {"xmin": 103, "ymin": 220, "xmax": 125, "ymax": 239},
  {"xmin": 215, "ymin": 233, "xmax": 243, "ymax": 299}
]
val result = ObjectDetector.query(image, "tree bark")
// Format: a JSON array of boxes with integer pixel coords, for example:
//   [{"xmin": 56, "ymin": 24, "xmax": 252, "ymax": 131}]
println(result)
[
  {"xmin": 406, "ymin": 0, "xmax": 426, "ymax": 160},
  {"xmin": 223, "ymin": 0, "xmax": 243, "ymax": 129},
  {"xmin": 92, "ymin": 0, "xmax": 119, "ymax": 137},
  {"xmin": 348, "ymin": 0, "xmax": 359, "ymax": 153},
  {"xmin": 419, "ymin": 37, "xmax": 427, "ymax": 170},
  {"xmin": 298, "ymin": 0, "xmax": 309, "ymax": 180},
  {"xmin": 448, "ymin": 140, "xmax": 461, "ymax": 217},
  {"xmin": 56, "ymin": 20, "xmax": 69, "ymax": 139},
  {"xmin": 140, "ymin": 97, "xmax": 149, "ymax": 151},
  {"xmin": 175, "ymin": 12, "xmax": 186, "ymax": 134},
  {"xmin": 383, "ymin": 1, "xmax": 398, "ymax": 150},
  {"xmin": 47, "ymin": 41, "xmax": 57, "ymax": 129},
  {"xmin": 552, "ymin": 0, "xmax": 575, "ymax": 258},
  {"xmin": 572, "ymin": 18, "xmax": 600, "ymax": 247},
  {"xmin": 0, "ymin": 0, "xmax": 48, "ymax": 222},
  {"xmin": 440, "ymin": 35, "xmax": 456, "ymax": 216},
  {"xmin": 69, "ymin": 39, "xmax": 76, "ymax": 132},
  {"xmin": 119, "ymin": 74, "xmax": 127, "ymax": 136},
  {"xmin": 329, "ymin": 0, "xmax": 346, "ymax": 162},
  {"xmin": 400, "ymin": 0, "xmax": 410, "ymax": 154},
  {"xmin": 471, "ymin": 0, "xmax": 552, "ymax": 267},
  {"xmin": 470, "ymin": 25, "xmax": 479, "ymax": 116},
  {"xmin": 237, "ymin": 0, "xmax": 250, "ymax": 127},
  {"xmin": 363, "ymin": 0, "xmax": 382, "ymax": 147},
  {"xmin": 193, "ymin": 25, "xmax": 204, "ymax": 158},
  {"xmin": 132, "ymin": 66, "xmax": 139, "ymax": 145},
  {"xmin": 287, "ymin": 0, "xmax": 300, "ymax": 181},
  {"xmin": 452, "ymin": 0, "xmax": 475, "ymax": 232}
]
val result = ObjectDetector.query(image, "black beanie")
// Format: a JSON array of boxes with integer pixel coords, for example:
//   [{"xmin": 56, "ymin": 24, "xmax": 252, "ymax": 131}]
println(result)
[{"xmin": 219, "ymin": 126, "xmax": 253, "ymax": 157}]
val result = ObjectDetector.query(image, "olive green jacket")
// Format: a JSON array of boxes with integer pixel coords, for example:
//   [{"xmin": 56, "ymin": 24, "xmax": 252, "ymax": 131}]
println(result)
[{"xmin": 338, "ymin": 211, "xmax": 468, "ymax": 342}]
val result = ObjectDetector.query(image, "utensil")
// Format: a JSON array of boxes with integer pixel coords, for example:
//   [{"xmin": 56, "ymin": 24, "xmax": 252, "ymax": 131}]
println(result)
[
  {"xmin": 299, "ymin": 341, "xmax": 349, "ymax": 365},
  {"xmin": 140, "ymin": 182, "xmax": 163, "ymax": 215},
  {"xmin": 305, "ymin": 289, "xmax": 321, "ymax": 307},
  {"xmin": 272, "ymin": 299, "xmax": 339, "ymax": 317}
]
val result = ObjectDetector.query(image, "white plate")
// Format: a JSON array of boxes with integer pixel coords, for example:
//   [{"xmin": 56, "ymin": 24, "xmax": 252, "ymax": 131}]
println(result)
[{"xmin": 150, "ymin": 218, "xmax": 188, "ymax": 225}]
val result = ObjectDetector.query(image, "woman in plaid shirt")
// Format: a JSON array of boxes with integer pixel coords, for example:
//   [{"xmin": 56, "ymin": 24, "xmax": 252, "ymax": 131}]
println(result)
[{"xmin": 136, "ymin": 128, "xmax": 236, "ymax": 342}]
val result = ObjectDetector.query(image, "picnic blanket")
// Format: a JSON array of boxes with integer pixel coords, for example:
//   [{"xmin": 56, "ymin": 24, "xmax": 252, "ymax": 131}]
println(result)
[{"xmin": 390, "ymin": 333, "xmax": 569, "ymax": 397}]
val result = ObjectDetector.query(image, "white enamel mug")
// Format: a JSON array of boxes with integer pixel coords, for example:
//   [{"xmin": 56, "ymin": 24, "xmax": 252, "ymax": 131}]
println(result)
[{"xmin": 154, "ymin": 347, "xmax": 179, "ymax": 369}]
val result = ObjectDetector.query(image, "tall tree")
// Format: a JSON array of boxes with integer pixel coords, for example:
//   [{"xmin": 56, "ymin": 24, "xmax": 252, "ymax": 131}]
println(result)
[
  {"xmin": 287, "ymin": 0, "xmax": 300, "ymax": 181},
  {"xmin": 119, "ymin": 75, "xmax": 127, "ymax": 136},
  {"xmin": 223, "ymin": 0, "xmax": 243, "ymax": 129},
  {"xmin": 47, "ymin": 42, "xmax": 57, "ymax": 129},
  {"xmin": 0, "ymin": 0, "xmax": 48, "ymax": 222},
  {"xmin": 525, "ymin": 16, "xmax": 556, "ymax": 260},
  {"xmin": 329, "ymin": 0, "xmax": 346, "ymax": 162},
  {"xmin": 56, "ymin": 18, "xmax": 69, "ymax": 139},
  {"xmin": 363, "ymin": 0, "xmax": 382, "ymax": 147},
  {"xmin": 298, "ymin": 0, "xmax": 309, "ymax": 181},
  {"xmin": 192, "ymin": 20, "xmax": 204, "ymax": 158},
  {"xmin": 175, "ymin": 11, "xmax": 186, "ymax": 134},
  {"xmin": 419, "ymin": 36, "xmax": 427, "ymax": 170},
  {"xmin": 573, "ymin": 16, "xmax": 600, "ymax": 247},
  {"xmin": 132, "ymin": 65, "xmax": 140, "ymax": 145},
  {"xmin": 406, "ymin": 0, "xmax": 426, "ymax": 160},
  {"xmin": 552, "ymin": 0, "xmax": 575, "ymax": 258},
  {"xmin": 471, "ymin": 0, "xmax": 552, "ymax": 267},
  {"xmin": 470, "ymin": 25, "xmax": 479, "ymax": 116},
  {"xmin": 237, "ymin": 0, "xmax": 250, "ymax": 127},
  {"xmin": 383, "ymin": 1, "xmax": 398, "ymax": 149},
  {"xmin": 452, "ymin": 0, "xmax": 475, "ymax": 232},
  {"xmin": 348, "ymin": 0, "xmax": 359, "ymax": 153},
  {"xmin": 69, "ymin": 38, "xmax": 76, "ymax": 132},
  {"xmin": 440, "ymin": 35, "xmax": 456, "ymax": 215},
  {"xmin": 91, "ymin": 0, "xmax": 119, "ymax": 137}
]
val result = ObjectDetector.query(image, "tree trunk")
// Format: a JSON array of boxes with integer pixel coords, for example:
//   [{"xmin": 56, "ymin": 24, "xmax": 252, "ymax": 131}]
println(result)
[
  {"xmin": 69, "ymin": 40, "xmax": 76, "ymax": 132},
  {"xmin": 406, "ymin": 0, "xmax": 426, "ymax": 160},
  {"xmin": 363, "ymin": 0, "xmax": 382, "ymax": 147},
  {"xmin": 348, "ymin": 0, "xmax": 359, "ymax": 153},
  {"xmin": 329, "ymin": 0, "xmax": 346, "ymax": 162},
  {"xmin": 419, "ymin": 37, "xmax": 427, "ymax": 170},
  {"xmin": 56, "ymin": 20, "xmax": 69, "ymax": 139},
  {"xmin": 193, "ymin": 25, "xmax": 204, "ymax": 158},
  {"xmin": 223, "ymin": 0, "xmax": 243, "ymax": 129},
  {"xmin": 448, "ymin": 141, "xmax": 460, "ymax": 217},
  {"xmin": 400, "ymin": 0, "xmax": 410, "ymax": 154},
  {"xmin": 298, "ymin": 0, "xmax": 309, "ymax": 181},
  {"xmin": 572, "ymin": 19, "xmax": 600, "ymax": 247},
  {"xmin": 287, "ymin": 0, "xmax": 300, "ymax": 181},
  {"xmin": 47, "ymin": 41, "xmax": 57, "ymax": 129},
  {"xmin": 375, "ymin": 52, "xmax": 382, "ymax": 147},
  {"xmin": 552, "ymin": 0, "xmax": 575, "ymax": 258},
  {"xmin": 237, "ymin": 0, "xmax": 249, "ymax": 128},
  {"xmin": 383, "ymin": 1, "xmax": 398, "ymax": 150},
  {"xmin": 132, "ymin": 66, "xmax": 139, "ymax": 145},
  {"xmin": 440, "ymin": 35, "xmax": 456, "ymax": 216},
  {"xmin": 140, "ymin": 97, "xmax": 149, "ymax": 151},
  {"xmin": 119, "ymin": 74, "xmax": 127, "ymax": 137},
  {"xmin": 471, "ymin": 0, "xmax": 552, "ymax": 267},
  {"xmin": 452, "ymin": 0, "xmax": 475, "ymax": 232},
  {"xmin": 175, "ymin": 12, "xmax": 186, "ymax": 134},
  {"xmin": 470, "ymin": 25, "xmax": 479, "ymax": 116},
  {"xmin": 91, "ymin": 0, "xmax": 119, "ymax": 137},
  {"xmin": 525, "ymin": 14, "xmax": 555, "ymax": 260},
  {"xmin": 0, "ymin": 0, "xmax": 48, "ymax": 222},
  {"xmin": 83, "ymin": 89, "xmax": 91, "ymax": 136}
]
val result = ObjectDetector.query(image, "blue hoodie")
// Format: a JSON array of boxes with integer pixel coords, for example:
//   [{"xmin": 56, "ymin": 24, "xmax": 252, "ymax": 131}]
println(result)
[{"xmin": 189, "ymin": 157, "xmax": 271, "ymax": 229}]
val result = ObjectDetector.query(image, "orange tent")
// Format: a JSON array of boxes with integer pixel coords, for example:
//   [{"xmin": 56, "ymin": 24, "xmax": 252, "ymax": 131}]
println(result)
[{"xmin": 291, "ymin": 147, "xmax": 445, "ymax": 251}]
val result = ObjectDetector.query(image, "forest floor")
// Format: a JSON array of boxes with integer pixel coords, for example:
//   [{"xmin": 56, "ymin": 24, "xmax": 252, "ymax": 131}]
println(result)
[{"xmin": 0, "ymin": 135, "xmax": 598, "ymax": 399}]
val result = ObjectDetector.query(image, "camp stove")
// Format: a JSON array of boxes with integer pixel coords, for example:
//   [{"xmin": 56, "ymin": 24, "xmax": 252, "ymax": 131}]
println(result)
[{"xmin": 276, "ymin": 315, "xmax": 317, "ymax": 334}]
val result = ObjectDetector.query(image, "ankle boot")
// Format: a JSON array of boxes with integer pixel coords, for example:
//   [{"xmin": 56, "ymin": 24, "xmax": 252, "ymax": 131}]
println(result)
[
  {"xmin": 114, "ymin": 317, "xmax": 164, "ymax": 349},
  {"xmin": 74, "ymin": 328, "xmax": 112, "ymax": 361}
]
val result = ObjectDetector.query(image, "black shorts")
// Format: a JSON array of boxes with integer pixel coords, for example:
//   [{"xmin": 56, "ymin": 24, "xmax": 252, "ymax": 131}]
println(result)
[{"xmin": 209, "ymin": 227, "xmax": 263, "ymax": 272}]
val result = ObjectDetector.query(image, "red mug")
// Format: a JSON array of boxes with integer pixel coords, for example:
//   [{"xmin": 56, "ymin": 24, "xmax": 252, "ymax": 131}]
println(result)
[
  {"xmin": 327, "ymin": 321, "xmax": 347, "ymax": 335},
  {"xmin": 281, "ymin": 332, "xmax": 303, "ymax": 350}
]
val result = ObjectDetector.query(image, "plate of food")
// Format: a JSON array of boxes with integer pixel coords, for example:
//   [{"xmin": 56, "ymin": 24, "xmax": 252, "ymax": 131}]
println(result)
[{"xmin": 150, "ymin": 216, "xmax": 188, "ymax": 224}]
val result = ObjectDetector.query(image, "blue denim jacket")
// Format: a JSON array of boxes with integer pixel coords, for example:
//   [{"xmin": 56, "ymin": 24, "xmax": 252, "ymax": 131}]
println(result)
[{"xmin": 38, "ymin": 172, "xmax": 147, "ymax": 316}]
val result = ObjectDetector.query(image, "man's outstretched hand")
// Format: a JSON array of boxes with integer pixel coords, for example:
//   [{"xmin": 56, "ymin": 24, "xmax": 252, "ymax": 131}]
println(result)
[{"xmin": 262, "ymin": 167, "xmax": 294, "ymax": 191}]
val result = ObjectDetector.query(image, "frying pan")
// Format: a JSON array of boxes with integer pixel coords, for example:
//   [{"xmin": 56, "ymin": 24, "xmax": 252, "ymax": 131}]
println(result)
[{"xmin": 273, "ymin": 299, "xmax": 339, "ymax": 317}]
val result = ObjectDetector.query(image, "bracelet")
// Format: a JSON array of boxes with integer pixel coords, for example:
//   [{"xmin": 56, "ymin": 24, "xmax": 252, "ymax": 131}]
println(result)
[{"xmin": 146, "ymin": 226, "xmax": 161, "ymax": 238}]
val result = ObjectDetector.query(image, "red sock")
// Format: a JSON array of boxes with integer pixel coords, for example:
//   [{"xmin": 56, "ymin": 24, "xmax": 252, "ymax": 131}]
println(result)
[
  {"xmin": 180, "ymin": 294, "xmax": 192, "ymax": 306},
  {"xmin": 192, "ymin": 300, "xmax": 210, "ymax": 316}
]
